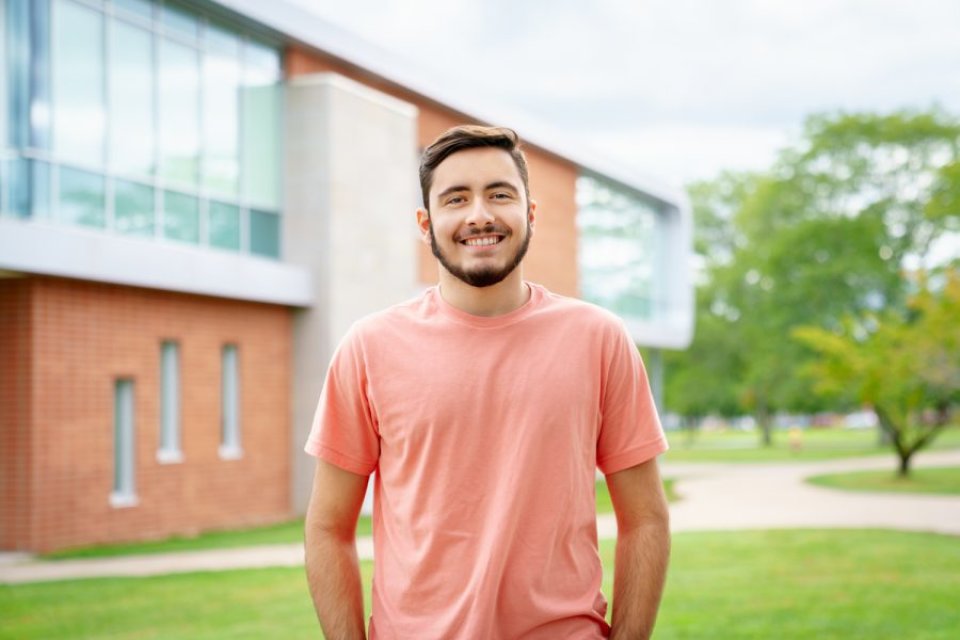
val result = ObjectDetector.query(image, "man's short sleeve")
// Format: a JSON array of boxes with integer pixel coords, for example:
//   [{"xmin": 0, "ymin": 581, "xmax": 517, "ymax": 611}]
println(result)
[
  {"xmin": 595, "ymin": 321, "xmax": 669, "ymax": 475},
  {"xmin": 304, "ymin": 326, "xmax": 380, "ymax": 476}
]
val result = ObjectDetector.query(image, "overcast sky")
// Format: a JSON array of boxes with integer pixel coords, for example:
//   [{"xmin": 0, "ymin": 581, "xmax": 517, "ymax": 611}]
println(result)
[{"xmin": 287, "ymin": 0, "xmax": 960, "ymax": 189}]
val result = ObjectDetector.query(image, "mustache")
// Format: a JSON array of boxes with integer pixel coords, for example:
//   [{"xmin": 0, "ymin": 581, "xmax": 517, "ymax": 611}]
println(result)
[{"xmin": 455, "ymin": 224, "xmax": 511, "ymax": 242}]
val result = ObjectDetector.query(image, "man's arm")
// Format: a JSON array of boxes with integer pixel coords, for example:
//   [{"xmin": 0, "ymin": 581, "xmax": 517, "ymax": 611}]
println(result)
[
  {"xmin": 606, "ymin": 457, "xmax": 671, "ymax": 640},
  {"xmin": 304, "ymin": 458, "xmax": 371, "ymax": 640}
]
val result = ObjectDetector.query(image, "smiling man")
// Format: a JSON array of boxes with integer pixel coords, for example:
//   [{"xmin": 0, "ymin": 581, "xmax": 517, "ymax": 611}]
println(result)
[{"xmin": 304, "ymin": 125, "xmax": 670, "ymax": 639}]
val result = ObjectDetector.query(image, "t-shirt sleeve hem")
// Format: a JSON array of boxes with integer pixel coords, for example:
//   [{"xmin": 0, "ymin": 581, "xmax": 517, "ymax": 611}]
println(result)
[
  {"xmin": 304, "ymin": 442, "xmax": 377, "ymax": 476},
  {"xmin": 597, "ymin": 437, "xmax": 669, "ymax": 475}
]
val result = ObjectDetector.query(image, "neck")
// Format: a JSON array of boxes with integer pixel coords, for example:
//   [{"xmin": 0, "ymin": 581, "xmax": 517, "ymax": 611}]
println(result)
[{"xmin": 437, "ymin": 268, "xmax": 530, "ymax": 317}]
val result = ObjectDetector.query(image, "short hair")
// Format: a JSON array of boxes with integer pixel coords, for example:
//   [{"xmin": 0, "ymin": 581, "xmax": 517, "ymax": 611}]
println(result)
[{"xmin": 419, "ymin": 125, "xmax": 530, "ymax": 210}]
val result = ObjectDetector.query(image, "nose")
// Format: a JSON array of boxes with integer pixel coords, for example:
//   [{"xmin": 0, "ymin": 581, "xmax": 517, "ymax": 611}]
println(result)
[{"xmin": 464, "ymin": 199, "xmax": 496, "ymax": 226}]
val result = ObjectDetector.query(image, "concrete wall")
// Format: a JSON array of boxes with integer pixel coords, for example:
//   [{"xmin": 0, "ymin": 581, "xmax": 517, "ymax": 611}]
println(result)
[{"xmin": 284, "ymin": 73, "xmax": 419, "ymax": 513}]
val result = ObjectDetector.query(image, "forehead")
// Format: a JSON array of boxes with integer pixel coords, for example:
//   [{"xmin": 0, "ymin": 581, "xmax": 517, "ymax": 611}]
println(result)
[{"xmin": 429, "ymin": 147, "xmax": 523, "ymax": 197}]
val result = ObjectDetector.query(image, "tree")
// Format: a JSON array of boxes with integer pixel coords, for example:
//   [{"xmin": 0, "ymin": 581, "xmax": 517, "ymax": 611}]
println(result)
[
  {"xmin": 794, "ymin": 269, "xmax": 960, "ymax": 475},
  {"xmin": 665, "ymin": 109, "xmax": 960, "ymax": 445}
]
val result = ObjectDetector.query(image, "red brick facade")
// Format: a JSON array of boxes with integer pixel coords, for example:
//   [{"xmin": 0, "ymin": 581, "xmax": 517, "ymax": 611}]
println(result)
[{"xmin": 0, "ymin": 276, "xmax": 292, "ymax": 553}]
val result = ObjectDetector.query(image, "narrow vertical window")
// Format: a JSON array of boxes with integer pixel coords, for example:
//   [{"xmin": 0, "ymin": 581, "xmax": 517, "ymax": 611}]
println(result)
[
  {"xmin": 111, "ymin": 379, "xmax": 137, "ymax": 507},
  {"xmin": 220, "ymin": 344, "xmax": 241, "ymax": 458},
  {"xmin": 159, "ymin": 341, "xmax": 182, "ymax": 462}
]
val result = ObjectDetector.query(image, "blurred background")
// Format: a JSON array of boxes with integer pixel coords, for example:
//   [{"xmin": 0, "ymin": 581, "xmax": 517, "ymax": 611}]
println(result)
[{"xmin": 0, "ymin": 0, "xmax": 958, "ymax": 638}]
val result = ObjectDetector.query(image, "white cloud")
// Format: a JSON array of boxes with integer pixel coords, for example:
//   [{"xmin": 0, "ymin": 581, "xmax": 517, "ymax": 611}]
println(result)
[{"xmin": 285, "ymin": 0, "xmax": 960, "ymax": 183}]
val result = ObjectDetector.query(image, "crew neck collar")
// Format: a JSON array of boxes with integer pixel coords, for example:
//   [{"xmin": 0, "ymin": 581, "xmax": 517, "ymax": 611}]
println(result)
[{"xmin": 430, "ymin": 282, "xmax": 544, "ymax": 328}]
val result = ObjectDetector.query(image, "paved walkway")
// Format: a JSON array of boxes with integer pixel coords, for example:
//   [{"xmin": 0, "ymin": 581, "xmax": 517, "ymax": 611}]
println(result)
[{"xmin": 3, "ymin": 450, "xmax": 959, "ymax": 585}]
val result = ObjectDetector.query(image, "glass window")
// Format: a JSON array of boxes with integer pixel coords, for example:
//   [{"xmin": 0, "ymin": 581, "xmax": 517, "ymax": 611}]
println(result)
[
  {"xmin": 160, "ymin": 1, "xmax": 198, "ymax": 41},
  {"xmin": 2, "ymin": 159, "xmax": 51, "ymax": 220},
  {"xmin": 32, "ymin": 160, "xmax": 52, "ymax": 219},
  {"xmin": 159, "ymin": 38, "xmax": 199, "ymax": 187},
  {"xmin": 114, "ymin": 179, "xmax": 154, "ymax": 236},
  {"xmin": 110, "ymin": 20, "xmax": 154, "ymax": 177},
  {"xmin": 241, "ymin": 40, "xmax": 280, "ymax": 209},
  {"xmin": 111, "ymin": 378, "xmax": 137, "ymax": 506},
  {"xmin": 249, "ymin": 208, "xmax": 280, "ymax": 258},
  {"xmin": 59, "ymin": 165, "xmax": 105, "ymax": 228},
  {"xmin": 52, "ymin": 0, "xmax": 105, "ymax": 165},
  {"xmin": 577, "ymin": 175, "xmax": 665, "ymax": 321},
  {"xmin": 26, "ymin": 0, "xmax": 52, "ymax": 150},
  {"xmin": 162, "ymin": 189, "xmax": 198, "ymax": 243},
  {"xmin": 159, "ymin": 340, "xmax": 181, "ymax": 462},
  {"xmin": 113, "ymin": 0, "xmax": 153, "ymax": 21},
  {"xmin": 203, "ymin": 26, "xmax": 240, "ymax": 197},
  {"xmin": 208, "ymin": 200, "xmax": 240, "ymax": 251},
  {"xmin": 220, "ymin": 344, "xmax": 241, "ymax": 458}
]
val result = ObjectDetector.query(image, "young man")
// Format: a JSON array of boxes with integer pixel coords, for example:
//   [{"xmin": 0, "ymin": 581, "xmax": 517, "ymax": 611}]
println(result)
[{"xmin": 304, "ymin": 125, "xmax": 670, "ymax": 639}]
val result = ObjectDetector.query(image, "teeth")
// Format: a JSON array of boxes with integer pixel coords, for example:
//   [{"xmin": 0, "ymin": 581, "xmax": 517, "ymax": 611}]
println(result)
[{"xmin": 464, "ymin": 236, "xmax": 500, "ymax": 246}]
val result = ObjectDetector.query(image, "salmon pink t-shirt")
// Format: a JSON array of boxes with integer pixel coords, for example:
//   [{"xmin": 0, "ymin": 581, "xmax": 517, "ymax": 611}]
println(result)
[{"xmin": 305, "ymin": 283, "xmax": 667, "ymax": 639}]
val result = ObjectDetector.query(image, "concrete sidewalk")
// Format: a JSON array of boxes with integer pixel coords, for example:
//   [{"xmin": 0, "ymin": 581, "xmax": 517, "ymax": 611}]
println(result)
[{"xmin": 3, "ymin": 450, "xmax": 958, "ymax": 585}]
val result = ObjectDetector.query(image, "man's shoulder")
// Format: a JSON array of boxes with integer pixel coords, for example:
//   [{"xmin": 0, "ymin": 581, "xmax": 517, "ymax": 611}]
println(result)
[
  {"xmin": 533, "ymin": 284, "xmax": 627, "ymax": 333},
  {"xmin": 348, "ymin": 288, "xmax": 435, "ymax": 338}
]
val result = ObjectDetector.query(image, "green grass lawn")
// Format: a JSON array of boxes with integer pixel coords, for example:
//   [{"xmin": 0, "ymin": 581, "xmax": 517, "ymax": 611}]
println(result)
[
  {"xmin": 5, "ymin": 530, "xmax": 958, "ymax": 639},
  {"xmin": 808, "ymin": 466, "xmax": 960, "ymax": 495},
  {"xmin": 663, "ymin": 425, "xmax": 960, "ymax": 463}
]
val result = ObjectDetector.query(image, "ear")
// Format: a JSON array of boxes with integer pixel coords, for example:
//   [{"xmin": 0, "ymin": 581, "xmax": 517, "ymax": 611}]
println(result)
[
  {"xmin": 527, "ymin": 199, "xmax": 537, "ymax": 234},
  {"xmin": 416, "ymin": 208, "xmax": 432, "ymax": 245}
]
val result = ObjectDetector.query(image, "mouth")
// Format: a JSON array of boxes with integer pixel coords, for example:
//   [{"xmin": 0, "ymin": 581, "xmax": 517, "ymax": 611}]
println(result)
[{"xmin": 459, "ymin": 234, "xmax": 505, "ymax": 248}]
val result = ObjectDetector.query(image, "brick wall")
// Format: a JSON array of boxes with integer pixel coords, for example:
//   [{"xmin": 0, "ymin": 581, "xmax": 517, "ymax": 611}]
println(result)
[
  {"xmin": 286, "ymin": 48, "xmax": 581, "ymax": 297},
  {"xmin": 0, "ymin": 276, "xmax": 292, "ymax": 553},
  {"xmin": 0, "ymin": 277, "xmax": 33, "ymax": 550}
]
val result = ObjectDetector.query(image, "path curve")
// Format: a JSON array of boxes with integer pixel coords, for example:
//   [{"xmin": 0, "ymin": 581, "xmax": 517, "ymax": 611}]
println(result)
[{"xmin": 597, "ymin": 449, "xmax": 960, "ymax": 538}]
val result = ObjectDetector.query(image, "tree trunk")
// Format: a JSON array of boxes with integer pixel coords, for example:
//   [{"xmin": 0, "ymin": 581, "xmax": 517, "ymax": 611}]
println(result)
[
  {"xmin": 897, "ymin": 451, "xmax": 913, "ymax": 478},
  {"xmin": 756, "ymin": 406, "xmax": 773, "ymax": 448}
]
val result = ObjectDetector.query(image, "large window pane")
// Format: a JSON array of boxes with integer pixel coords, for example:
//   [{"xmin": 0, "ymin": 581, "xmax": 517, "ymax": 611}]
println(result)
[
  {"xmin": 59, "ymin": 165, "xmax": 105, "ymax": 228},
  {"xmin": 5, "ymin": 159, "xmax": 52, "ymax": 219},
  {"xmin": 241, "ymin": 41, "xmax": 280, "ymax": 209},
  {"xmin": 208, "ymin": 200, "xmax": 240, "ymax": 250},
  {"xmin": 578, "ymin": 175, "xmax": 665, "ymax": 321},
  {"xmin": 249, "ymin": 208, "xmax": 280, "ymax": 258},
  {"xmin": 114, "ymin": 179, "xmax": 154, "ymax": 236},
  {"xmin": 52, "ymin": 0, "xmax": 105, "ymax": 165},
  {"xmin": 162, "ymin": 190, "xmax": 198, "ymax": 243},
  {"xmin": 26, "ymin": 0, "xmax": 52, "ymax": 150},
  {"xmin": 203, "ymin": 26, "xmax": 239, "ymax": 196},
  {"xmin": 159, "ymin": 38, "xmax": 199, "ymax": 187},
  {"xmin": 110, "ymin": 21, "xmax": 154, "ymax": 177}
]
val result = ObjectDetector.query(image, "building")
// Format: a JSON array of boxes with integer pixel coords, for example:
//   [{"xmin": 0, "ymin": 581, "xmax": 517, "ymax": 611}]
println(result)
[{"xmin": 0, "ymin": 0, "xmax": 693, "ymax": 553}]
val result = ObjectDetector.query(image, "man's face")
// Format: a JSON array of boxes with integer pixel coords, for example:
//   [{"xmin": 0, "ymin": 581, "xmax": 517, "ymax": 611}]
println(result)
[{"xmin": 418, "ymin": 147, "xmax": 536, "ymax": 288}]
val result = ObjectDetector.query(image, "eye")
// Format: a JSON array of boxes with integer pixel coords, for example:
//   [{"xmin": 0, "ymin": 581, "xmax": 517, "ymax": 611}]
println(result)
[
  {"xmin": 491, "ymin": 192, "xmax": 513, "ymax": 200},
  {"xmin": 445, "ymin": 195, "xmax": 466, "ymax": 206}
]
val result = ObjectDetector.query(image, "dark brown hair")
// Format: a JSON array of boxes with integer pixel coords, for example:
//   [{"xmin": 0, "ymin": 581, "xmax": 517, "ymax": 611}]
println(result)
[{"xmin": 419, "ymin": 125, "xmax": 530, "ymax": 210}]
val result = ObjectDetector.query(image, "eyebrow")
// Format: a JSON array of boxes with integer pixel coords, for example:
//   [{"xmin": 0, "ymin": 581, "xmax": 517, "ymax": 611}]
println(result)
[{"xmin": 435, "ymin": 181, "xmax": 520, "ymax": 201}]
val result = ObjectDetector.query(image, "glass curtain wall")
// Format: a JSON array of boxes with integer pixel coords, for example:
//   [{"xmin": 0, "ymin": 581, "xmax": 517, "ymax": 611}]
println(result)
[
  {"xmin": 0, "ymin": 0, "xmax": 283, "ymax": 259},
  {"xmin": 577, "ymin": 174, "xmax": 668, "ymax": 322}
]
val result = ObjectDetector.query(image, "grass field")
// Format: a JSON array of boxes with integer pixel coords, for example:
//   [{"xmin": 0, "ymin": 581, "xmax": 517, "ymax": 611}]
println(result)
[
  {"xmin": 808, "ymin": 466, "xmax": 960, "ymax": 495},
  {"xmin": 663, "ymin": 425, "xmax": 960, "ymax": 463},
  {"xmin": 5, "ymin": 530, "xmax": 958, "ymax": 639}
]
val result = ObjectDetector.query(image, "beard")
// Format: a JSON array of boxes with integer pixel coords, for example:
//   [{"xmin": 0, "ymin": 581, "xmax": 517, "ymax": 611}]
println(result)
[{"xmin": 429, "ymin": 218, "xmax": 532, "ymax": 288}]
